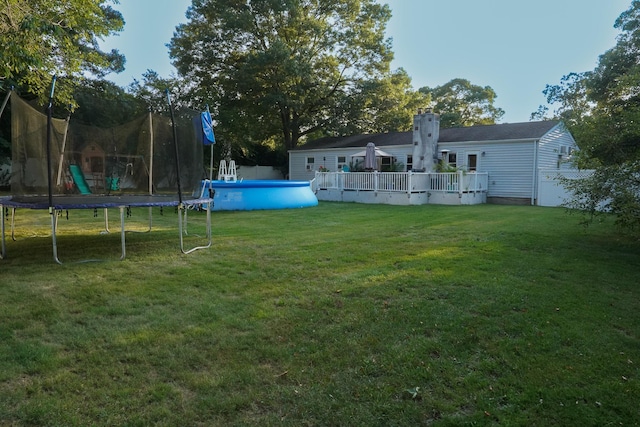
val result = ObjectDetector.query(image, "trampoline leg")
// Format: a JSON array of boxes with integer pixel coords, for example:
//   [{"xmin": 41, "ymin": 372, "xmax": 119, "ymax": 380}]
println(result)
[
  {"xmin": 118, "ymin": 207, "xmax": 152, "ymax": 234},
  {"xmin": 119, "ymin": 206, "xmax": 126, "ymax": 260},
  {"xmin": 51, "ymin": 210, "xmax": 62, "ymax": 265},
  {"xmin": 1, "ymin": 204, "xmax": 5, "ymax": 259},
  {"xmin": 104, "ymin": 208, "xmax": 110, "ymax": 233},
  {"xmin": 183, "ymin": 208, "xmax": 188, "ymax": 235},
  {"xmin": 178, "ymin": 202, "xmax": 212, "ymax": 254},
  {"xmin": 49, "ymin": 208, "xmax": 126, "ymax": 264},
  {"xmin": 10, "ymin": 208, "xmax": 16, "ymax": 241}
]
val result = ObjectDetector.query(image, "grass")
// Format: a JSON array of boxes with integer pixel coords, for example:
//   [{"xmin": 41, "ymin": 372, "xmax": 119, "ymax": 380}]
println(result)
[{"xmin": 1, "ymin": 202, "xmax": 639, "ymax": 426}]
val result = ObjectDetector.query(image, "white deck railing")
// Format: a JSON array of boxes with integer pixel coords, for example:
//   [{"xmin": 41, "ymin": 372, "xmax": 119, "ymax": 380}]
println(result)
[{"xmin": 314, "ymin": 171, "xmax": 488, "ymax": 194}]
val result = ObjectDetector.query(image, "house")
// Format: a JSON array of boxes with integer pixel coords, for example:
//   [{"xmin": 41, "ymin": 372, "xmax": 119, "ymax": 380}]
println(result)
[{"xmin": 288, "ymin": 111, "xmax": 579, "ymax": 205}]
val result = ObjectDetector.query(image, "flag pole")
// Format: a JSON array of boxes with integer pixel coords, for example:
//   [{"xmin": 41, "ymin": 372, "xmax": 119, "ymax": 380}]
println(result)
[{"xmin": 206, "ymin": 105, "xmax": 214, "ymax": 182}]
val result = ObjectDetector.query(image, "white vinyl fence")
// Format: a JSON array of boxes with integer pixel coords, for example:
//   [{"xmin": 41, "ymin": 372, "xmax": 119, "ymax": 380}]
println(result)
[
  {"xmin": 537, "ymin": 169, "xmax": 594, "ymax": 207},
  {"xmin": 315, "ymin": 171, "xmax": 487, "ymax": 193}
]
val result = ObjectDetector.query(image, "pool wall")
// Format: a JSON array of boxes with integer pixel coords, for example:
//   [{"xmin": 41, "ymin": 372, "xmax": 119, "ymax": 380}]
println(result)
[{"xmin": 200, "ymin": 180, "xmax": 318, "ymax": 211}]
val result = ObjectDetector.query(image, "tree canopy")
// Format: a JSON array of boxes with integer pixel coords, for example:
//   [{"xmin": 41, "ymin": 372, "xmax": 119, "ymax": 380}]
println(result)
[
  {"xmin": 0, "ymin": 0, "xmax": 125, "ymax": 106},
  {"xmin": 419, "ymin": 78, "xmax": 505, "ymax": 128},
  {"xmin": 542, "ymin": 0, "xmax": 640, "ymax": 231},
  {"xmin": 169, "ymin": 0, "xmax": 404, "ymax": 152},
  {"xmin": 329, "ymin": 68, "xmax": 429, "ymax": 137}
]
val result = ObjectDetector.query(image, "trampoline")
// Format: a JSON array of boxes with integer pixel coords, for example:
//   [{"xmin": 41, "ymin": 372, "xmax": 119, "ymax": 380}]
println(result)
[{"xmin": 0, "ymin": 82, "xmax": 214, "ymax": 264}]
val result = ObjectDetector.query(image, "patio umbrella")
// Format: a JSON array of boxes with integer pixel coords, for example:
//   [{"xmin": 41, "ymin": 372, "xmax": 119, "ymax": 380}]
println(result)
[
  {"xmin": 351, "ymin": 147, "xmax": 394, "ymax": 158},
  {"xmin": 364, "ymin": 142, "xmax": 377, "ymax": 171}
]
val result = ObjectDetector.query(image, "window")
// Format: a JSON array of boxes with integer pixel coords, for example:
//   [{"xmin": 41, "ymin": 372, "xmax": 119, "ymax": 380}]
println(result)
[
  {"xmin": 337, "ymin": 156, "xmax": 347, "ymax": 171},
  {"xmin": 381, "ymin": 156, "xmax": 392, "ymax": 171},
  {"xmin": 467, "ymin": 154, "xmax": 477, "ymax": 172},
  {"xmin": 447, "ymin": 152, "xmax": 457, "ymax": 166},
  {"xmin": 306, "ymin": 157, "xmax": 315, "ymax": 171},
  {"xmin": 406, "ymin": 155, "xmax": 413, "ymax": 171}
]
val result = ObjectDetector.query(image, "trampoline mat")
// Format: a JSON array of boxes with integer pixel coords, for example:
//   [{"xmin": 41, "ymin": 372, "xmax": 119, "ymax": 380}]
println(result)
[{"xmin": 1, "ymin": 195, "xmax": 212, "ymax": 210}]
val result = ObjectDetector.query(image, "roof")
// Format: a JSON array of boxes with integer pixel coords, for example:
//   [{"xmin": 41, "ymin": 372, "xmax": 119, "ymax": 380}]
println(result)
[
  {"xmin": 294, "ymin": 120, "xmax": 561, "ymax": 151},
  {"xmin": 438, "ymin": 120, "xmax": 560, "ymax": 143},
  {"xmin": 296, "ymin": 131, "xmax": 411, "ymax": 150}
]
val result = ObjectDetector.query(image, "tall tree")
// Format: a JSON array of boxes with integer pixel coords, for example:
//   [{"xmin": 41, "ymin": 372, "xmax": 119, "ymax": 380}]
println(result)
[
  {"xmin": 542, "ymin": 1, "xmax": 640, "ymax": 231},
  {"xmin": 419, "ymin": 78, "xmax": 505, "ymax": 128},
  {"xmin": 537, "ymin": 72, "xmax": 591, "ymax": 128},
  {"xmin": 169, "ymin": 0, "xmax": 394, "ymax": 152},
  {"xmin": 72, "ymin": 78, "xmax": 147, "ymax": 126},
  {"xmin": 332, "ymin": 68, "xmax": 429, "ymax": 136},
  {"xmin": 127, "ymin": 70, "xmax": 185, "ymax": 115},
  {"xmin": 0, "ymin": 0, "xmax": 125, "ymax": 106}
]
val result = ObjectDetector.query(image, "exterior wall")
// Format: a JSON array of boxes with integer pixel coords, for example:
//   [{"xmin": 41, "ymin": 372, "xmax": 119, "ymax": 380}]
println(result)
[
  {"xmin": 437, "ymin": 140, "xmax": 536, "ymax": 200},
  {"xmin": 537, "ymin": 124, "xmax": 578, "ymax": 170},
  {"xmin": 289, "ymin": 146, "xmax": 412, "ymax": 181},
  {"xmin": 314, "ymin": 188, "xmax": 485, "ymax": 206},
  {"xmin": 316, "ymin": 189, "xmax": 429, "ymax": 205}
]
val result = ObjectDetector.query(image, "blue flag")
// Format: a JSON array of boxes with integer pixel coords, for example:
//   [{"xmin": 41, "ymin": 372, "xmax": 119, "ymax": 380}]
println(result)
[{"xmin": 201, "ymin": 110, "xmax": 215, "ymax": 145}]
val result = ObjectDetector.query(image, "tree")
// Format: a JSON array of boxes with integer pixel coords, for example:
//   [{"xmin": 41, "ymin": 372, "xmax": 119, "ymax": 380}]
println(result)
[
  {"xmin": 418, "ymin": 78, "xmax": 505, "ymax": 128},
  {"xmin": 537, "ymin": 72, "xmax": 592, "ymax": 129},
  {"xmin": 542, "ymin": 1, "xmax": 640, "ymax": 231},
  {"xmin": 169, "ymin": 0, "xmax": 395, "ymax": 153},
  {"xmin": 127, "ymin": 70, "xmax": 185, "ymax": 115},
  {"xmin": 72, "ymin": 79, "xmax": 148, "ymax": 126},
  {"xmin": 0, "ymin": 0, "xmax": 125, "ymax": 106},
  {"xmin": 332, "ymin": 68, "xmax": 429, "ymax": 136}
]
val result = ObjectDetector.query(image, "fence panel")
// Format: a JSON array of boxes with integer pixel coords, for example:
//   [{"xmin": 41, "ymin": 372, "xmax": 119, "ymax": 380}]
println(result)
[
  {"xmin": 537, "ymin": 169, "xmax": 594, "ymax": 207},
  {"xmin": 430, "ymin": 173, "xmax": 459, "ymax": 192},
  {"xmin": 378, "ymin": 172, "xmax": 408, "ymax": 192},
  {"xmin": 314, "ymin": 171, "xmax": 487, "ymax": 193}
]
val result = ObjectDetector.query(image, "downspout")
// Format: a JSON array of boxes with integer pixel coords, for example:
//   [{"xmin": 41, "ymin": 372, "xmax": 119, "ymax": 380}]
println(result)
[{"xmin": 531, "ymin": 139, "xmax": 539, "ymax": 205}]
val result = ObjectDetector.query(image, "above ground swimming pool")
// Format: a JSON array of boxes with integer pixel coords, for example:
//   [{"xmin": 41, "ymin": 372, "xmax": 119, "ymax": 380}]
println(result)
[{"xmin": 200, "ymin": 180, "xmax": 318, "ymax": 211}]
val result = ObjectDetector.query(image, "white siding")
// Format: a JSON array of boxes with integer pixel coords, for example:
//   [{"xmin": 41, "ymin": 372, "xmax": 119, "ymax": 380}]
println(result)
[
  {"xmin": 289, "ymin": 146, "xmax": 412, "ymax": 180},
  {"xmin": 438, "ymin": 140, "xmax": 536, "ymax": 199},
  {"xmin": 538, "ymin": 124, "xmax": 579, "ymax": 170},
  {"xmin": 289, "ymin": 151, "xmax": 315, "ymax": 180}
]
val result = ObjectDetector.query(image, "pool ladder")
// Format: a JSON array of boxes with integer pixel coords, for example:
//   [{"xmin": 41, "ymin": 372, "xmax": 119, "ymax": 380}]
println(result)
[{"xmin": 217, "ymin": 160, "xmax": 237, "ymax": 182}]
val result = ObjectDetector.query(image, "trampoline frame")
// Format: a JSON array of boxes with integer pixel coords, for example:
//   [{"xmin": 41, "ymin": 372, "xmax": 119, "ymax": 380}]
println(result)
[
  {"xmin": 1, "ymin": 195, "xmax": 212, "ymax": 264},
  {"xmin": 1, "ymin": 82, "xmax": 214, "ymax": 264}
]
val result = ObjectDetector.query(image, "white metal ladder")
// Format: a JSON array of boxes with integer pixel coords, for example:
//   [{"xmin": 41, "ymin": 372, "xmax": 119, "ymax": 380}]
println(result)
[{"xmin": 217, "ymin": 159, "xmax": 237, "ymax": 182}]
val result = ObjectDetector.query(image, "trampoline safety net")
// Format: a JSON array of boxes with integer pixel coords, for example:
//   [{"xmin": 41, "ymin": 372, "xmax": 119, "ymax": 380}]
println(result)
[{"xmin": 10, "ymin": 92, "xmax": 204, "ymax": 198}]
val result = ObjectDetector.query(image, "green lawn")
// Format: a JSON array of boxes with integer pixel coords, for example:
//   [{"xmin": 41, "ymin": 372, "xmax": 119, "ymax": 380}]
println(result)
[{"xmin": 1, "ymin": 202, "xmax": 639, "ymax": 426}]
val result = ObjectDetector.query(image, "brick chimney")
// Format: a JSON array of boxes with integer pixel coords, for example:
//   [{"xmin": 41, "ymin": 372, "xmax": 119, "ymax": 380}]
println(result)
[{"xmin": 411, "ymin": 110, "xmax": 440, "ymax": 172}]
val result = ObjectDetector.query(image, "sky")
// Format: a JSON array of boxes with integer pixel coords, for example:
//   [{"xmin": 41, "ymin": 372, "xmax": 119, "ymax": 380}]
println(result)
[{"xmin": 102, "ymin": 0, "xmax": 632, "ymax": 124}]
